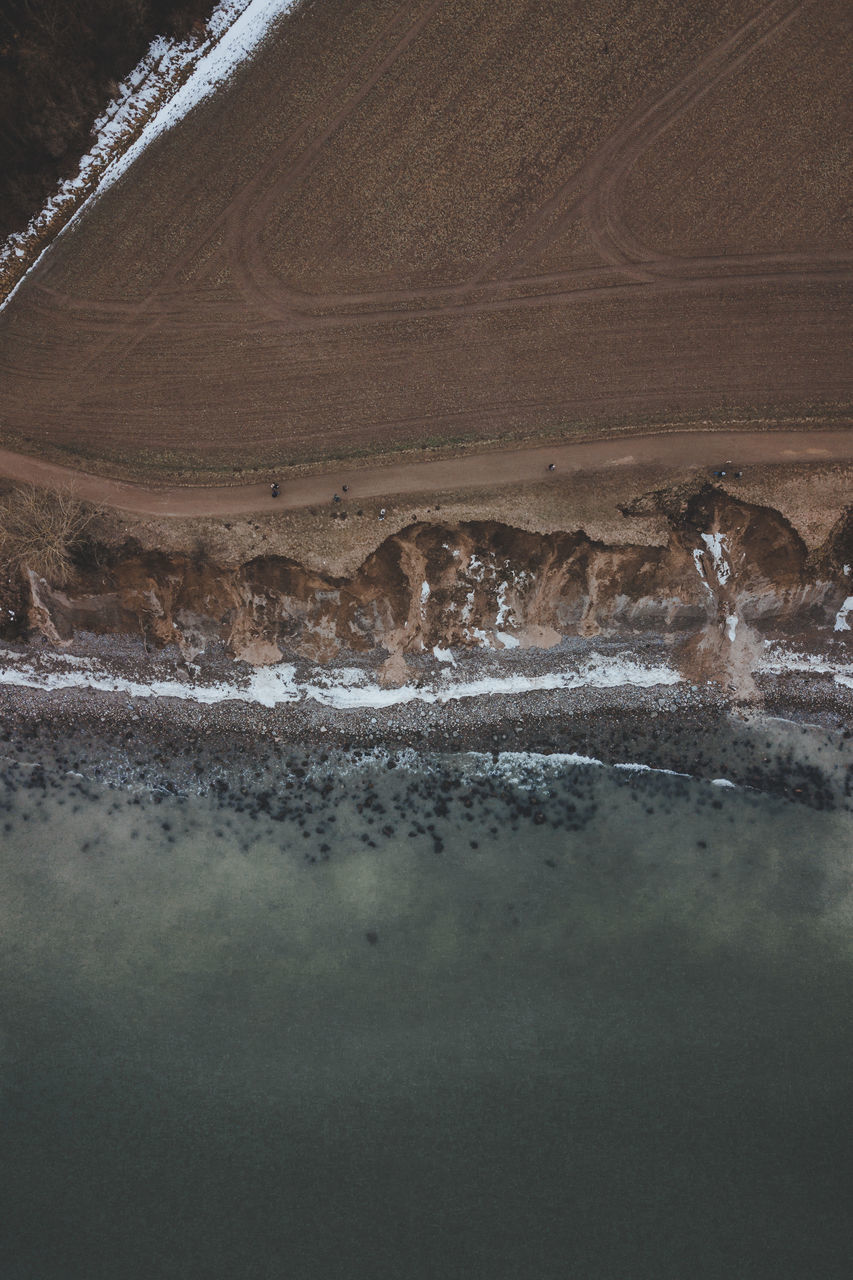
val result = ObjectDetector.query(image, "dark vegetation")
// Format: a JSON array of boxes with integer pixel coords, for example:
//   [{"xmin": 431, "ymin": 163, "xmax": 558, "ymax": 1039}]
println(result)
[
  {"xmin": 0, "ymin": 0, "xmax": 215, "ymax": 239},
  {"xmin": 0, "ymin": 483, "xmax": 99, "ymax": 583}
]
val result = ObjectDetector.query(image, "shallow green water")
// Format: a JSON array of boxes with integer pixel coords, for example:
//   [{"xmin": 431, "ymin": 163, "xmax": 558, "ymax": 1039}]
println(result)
[{"xmin": 1, "ymin": 748, "xmax": 852, "ymax": 1278}]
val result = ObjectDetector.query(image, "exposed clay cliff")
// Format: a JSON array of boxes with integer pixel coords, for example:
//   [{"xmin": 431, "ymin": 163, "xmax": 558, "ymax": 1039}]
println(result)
[{"xmin": 10, "ymin": 485, "xmax": 851, "ymax": 693}]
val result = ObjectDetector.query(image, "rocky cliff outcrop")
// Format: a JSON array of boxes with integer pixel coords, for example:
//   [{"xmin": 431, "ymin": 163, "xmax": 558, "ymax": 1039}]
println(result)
[{"xmin": 11, "ymin": 486, "xmax": 852, "ymax": 686}]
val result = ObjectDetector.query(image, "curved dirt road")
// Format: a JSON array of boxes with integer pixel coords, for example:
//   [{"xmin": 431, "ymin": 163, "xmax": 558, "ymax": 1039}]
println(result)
[{"xmin": 0, "ymin": 429, "xmax": 849, "ymax": 519}]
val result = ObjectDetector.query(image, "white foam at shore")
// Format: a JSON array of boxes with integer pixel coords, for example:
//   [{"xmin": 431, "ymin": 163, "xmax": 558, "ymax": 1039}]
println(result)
[
  {"xmin": 475, "ymin": 750, "xmax": 690, "ymax": 780},
  {"xmin": 0, "ymin": 648, "xmax": 680, "ymax": 710},
  {"xmin": 323, "ymin": 745, "xmax": 710, "ymax": 790}
]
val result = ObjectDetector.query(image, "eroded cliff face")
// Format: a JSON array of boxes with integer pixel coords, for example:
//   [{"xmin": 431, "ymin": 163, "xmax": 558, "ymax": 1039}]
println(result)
[{"xmin": 13, "ymin": 486, "xmax": 853, "ymax": 685}]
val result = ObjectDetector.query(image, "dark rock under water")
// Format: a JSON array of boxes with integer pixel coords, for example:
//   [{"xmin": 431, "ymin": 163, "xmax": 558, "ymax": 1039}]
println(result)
[{"xmin": 1, "ymin": 738, "xmax": 852, "ymax": 1279}]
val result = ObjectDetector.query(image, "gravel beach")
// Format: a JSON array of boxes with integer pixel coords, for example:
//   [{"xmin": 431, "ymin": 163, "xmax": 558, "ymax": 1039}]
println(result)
[{"xmin": 2, "ymin": 631, "xmax": 850, "ymax": 811}]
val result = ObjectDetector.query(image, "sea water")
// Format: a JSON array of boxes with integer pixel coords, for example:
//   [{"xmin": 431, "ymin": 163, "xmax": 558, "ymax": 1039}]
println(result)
[{"xmin": 1, "ymin": 741, "xmax": 852, "ymax": 1278}]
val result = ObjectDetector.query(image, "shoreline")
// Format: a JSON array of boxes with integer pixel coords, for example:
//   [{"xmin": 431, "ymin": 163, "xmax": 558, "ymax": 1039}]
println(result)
[{"xmin": 2, "ymin": 639, "xmax": 850, "ymax": 811}]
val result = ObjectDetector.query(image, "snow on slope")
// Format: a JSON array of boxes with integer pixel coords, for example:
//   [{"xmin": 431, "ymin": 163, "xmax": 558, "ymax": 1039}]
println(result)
[
  {"xmin": 699, "ymin": 532, "xmax": 732, "ymax": 586},
  {"xmin": 834, "ymin": 597, "xmax": 853, "ymax": 632},
  {"xmin": 0, "ymin": 0, "xmax": 295, "ymax": 314}
]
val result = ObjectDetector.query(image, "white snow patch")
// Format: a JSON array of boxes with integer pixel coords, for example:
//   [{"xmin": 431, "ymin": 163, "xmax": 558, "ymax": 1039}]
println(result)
[
  {"xmin": 420, "ymin": 581, "xmax": 431, "ymax": 606},
  {"xmin": 78, "ymin": 0, "xmax": 290, "ymax": 196},
  {"xmin": 495, "ymin": 632, "xmax": 520, "ymax": 649},
  {"xmin": 692, "ymin": 548, "xmax": 713, "ymax": 597},
  {"xmin": 1, "ymin": 0, "xmax": 293, "ymax": 313},
  {"xmin": 759, "ymin": 644, "xmax": 853, "ymax": 690},
  {"xmin": 467, "ymin": 555, "xmax": 485, "ymax": 582},
  {"xmin": 700, "ymin": 533, "xmax": 732, "ymax": 586},
  {"xmin": 844, "ymin": 564, "xmax": 850, "ymax": 576},
  {"xmin": 468, "ymin": 627, "xmax": 492, "ymax": 648},
  {"xmin": 495, "ymin": 581, "xmax": 513, "ymax": 627},
  {"xmin": 0, "ymin": 649, "xmax": 682, "ymax": 711},
  {"xmin": 725, "ymin": 614, "xmax": 738, "ymax": 643},
  {"xmin": 833, "ymin": 597, "xmax": 853, "ymax": 632},
  {"xmin": 711, "ymin": 778, "xmax": 736, "ymax": 788},
  {"xmin": 432, "ymin": 646, "xmax": 456, "ymax": 667}
]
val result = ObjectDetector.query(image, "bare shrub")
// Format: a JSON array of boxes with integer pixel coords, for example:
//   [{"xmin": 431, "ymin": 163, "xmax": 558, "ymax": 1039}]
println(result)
[{"xmin": 0, "ymin": 483, "xmax": 96, "ymax": 583}]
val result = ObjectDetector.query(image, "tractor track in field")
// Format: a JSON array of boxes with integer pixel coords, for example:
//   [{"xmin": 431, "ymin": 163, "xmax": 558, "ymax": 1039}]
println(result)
[{"xmin": 0, "ymin": 0, "xmax": 849, "ymax": 471}]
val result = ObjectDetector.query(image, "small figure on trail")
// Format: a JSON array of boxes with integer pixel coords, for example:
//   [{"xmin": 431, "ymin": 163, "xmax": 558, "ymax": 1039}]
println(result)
[
  {"xmin": 548, "ymin": 463, "xmax": 556, "ymax": 471},
  {"xmin": 333, "ymin": 493, "xmax": 341, "ymax": 503},
  {"xmin": 271, "ymin": 482, "xmax": 280, "ymax": 498},
  {"xmin": 379, "ymin": 508, "xmax": 386, "ymax": 520},
  {"xmin": 342, "ymin": 484, "xmax": 349, "ymax": 493}
]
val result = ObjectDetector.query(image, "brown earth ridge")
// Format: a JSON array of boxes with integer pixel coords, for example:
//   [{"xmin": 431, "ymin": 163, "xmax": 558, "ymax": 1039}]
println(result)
[{"xmin": 11, "ymin": 482, "xmax": 852, "ymax": 700}]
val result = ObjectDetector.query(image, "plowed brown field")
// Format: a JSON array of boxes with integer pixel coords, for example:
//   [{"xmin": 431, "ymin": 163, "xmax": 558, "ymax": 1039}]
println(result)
[{"xmin": 0, "ymin": 0, "xmax": 850, "ymax": 480}]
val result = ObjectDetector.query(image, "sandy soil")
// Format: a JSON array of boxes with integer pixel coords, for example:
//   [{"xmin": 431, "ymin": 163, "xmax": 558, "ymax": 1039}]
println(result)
[
  {"xmin": 0, "ymin": 428, "xmax": 850, "ymax": 520},
  {"xmin": 0, "ymin": 0, "xmax": 849, "ymax": 478}
]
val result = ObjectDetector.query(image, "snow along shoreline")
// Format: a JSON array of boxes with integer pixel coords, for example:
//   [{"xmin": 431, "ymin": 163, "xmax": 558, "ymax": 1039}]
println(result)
[
  {"xmin": 0, "ymin": 649, "xmax": 682, "ymax": 711},
  {"xmin": 759, "ymin": 645, "xmax": 853, "ymax": 691},
  {"xmin": 1, "ymin": 0, "xmax": 294, "ymax": 314},
  {"xmin": 3, "ymin": 644, "xmax": 849, "ymax": 805},
  {"xmin": 1, "ymin": 639, "xmax": 849, "ymax": 711}
]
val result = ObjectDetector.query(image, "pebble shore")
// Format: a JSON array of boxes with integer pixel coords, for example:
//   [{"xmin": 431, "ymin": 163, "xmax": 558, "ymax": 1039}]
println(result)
[{"xmin": 1, "ymin": 634, "xmax": 850, "ymax": 811}]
